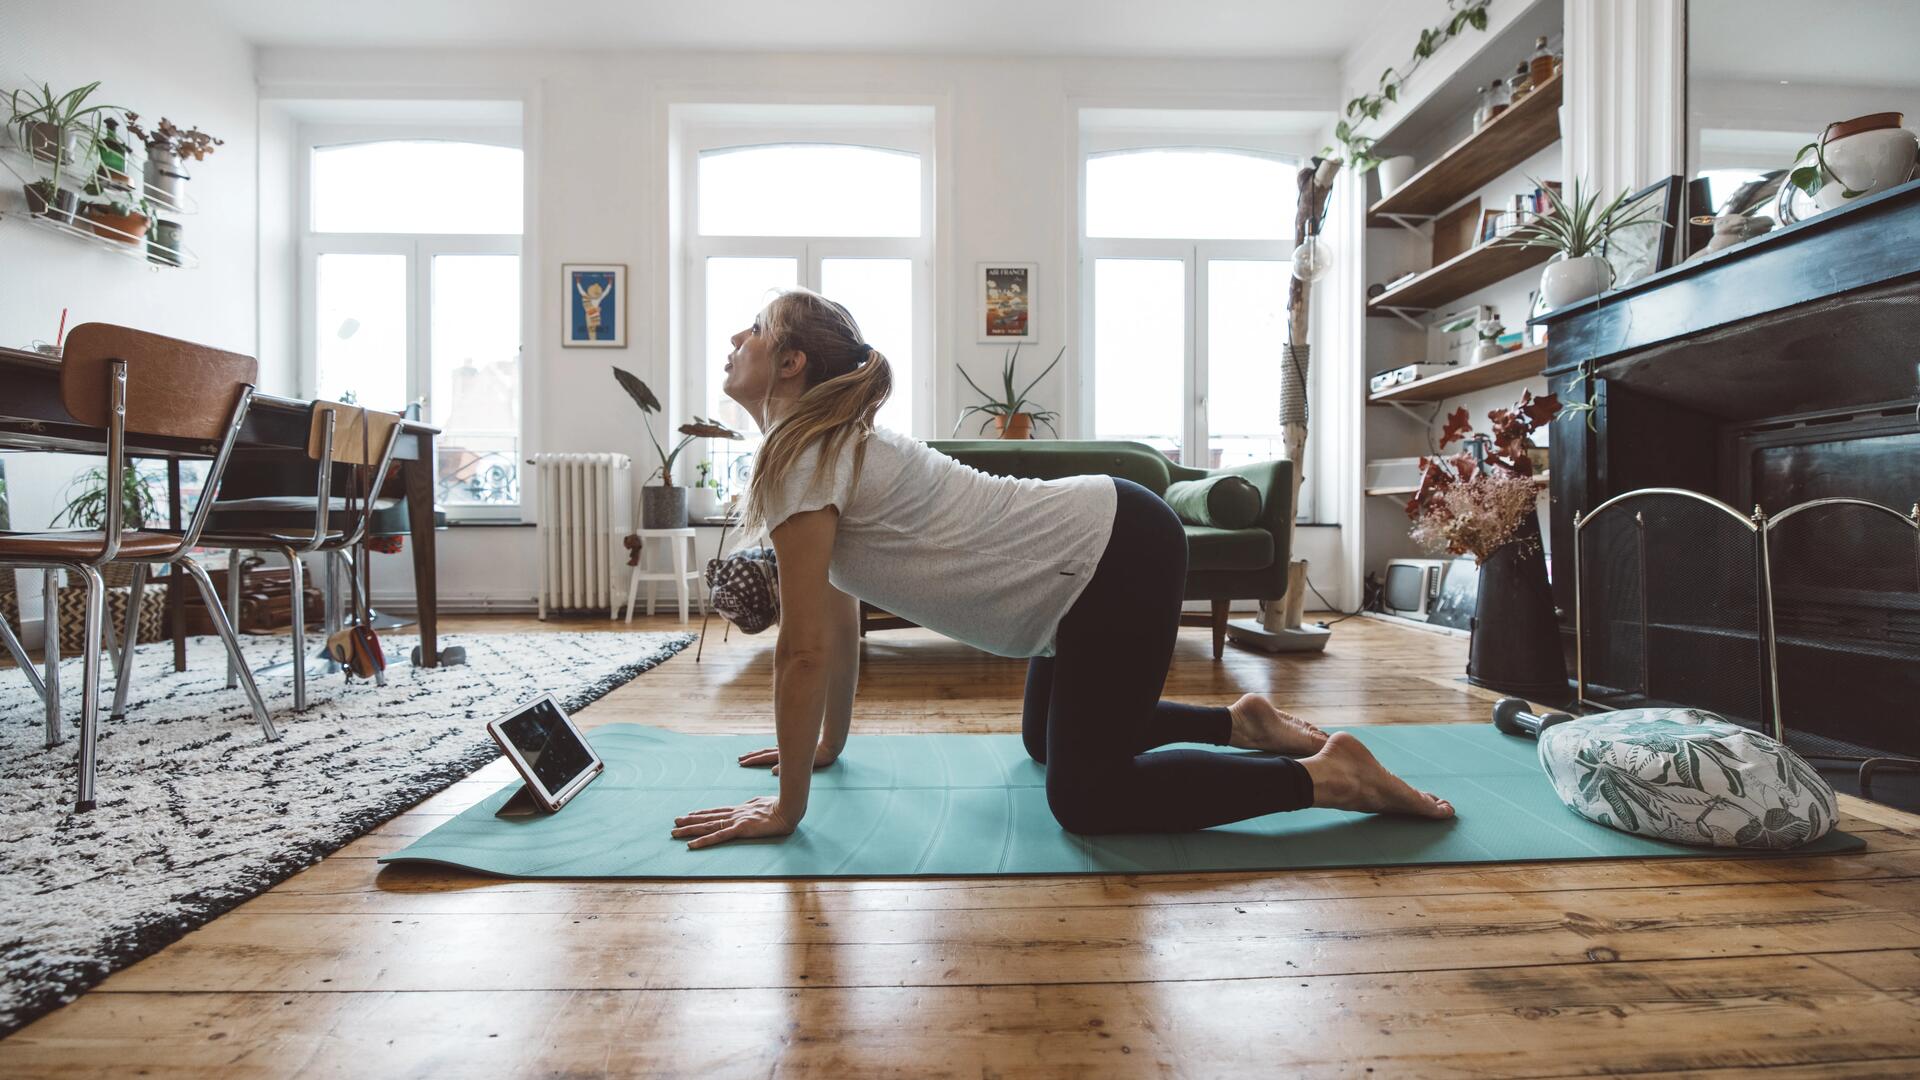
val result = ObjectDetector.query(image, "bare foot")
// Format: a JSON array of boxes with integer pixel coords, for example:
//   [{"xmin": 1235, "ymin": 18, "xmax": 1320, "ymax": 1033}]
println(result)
[
  {"xmin": 1227, "ymin": 693, "xmax": 1330, "ymax": 756},
  {"xmin": 1301, "ymin": 732, "xmax": 1455, "ymax": 819}
]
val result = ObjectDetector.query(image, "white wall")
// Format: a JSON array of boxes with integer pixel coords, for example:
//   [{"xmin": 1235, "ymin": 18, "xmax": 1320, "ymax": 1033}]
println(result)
[
  {"xmin": 253, "ymin": 45, "xmax": 1342, "ymax": 611},
  {"xmin": 1, "ymin": 0, "xmax": 264, "ymax": 640}
]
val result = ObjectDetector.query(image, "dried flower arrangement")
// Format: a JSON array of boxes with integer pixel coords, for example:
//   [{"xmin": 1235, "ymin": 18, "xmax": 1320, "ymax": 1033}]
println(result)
[{"xmin": 1406, "ymin": 390, "xmax": 1561, "ymax": 562}]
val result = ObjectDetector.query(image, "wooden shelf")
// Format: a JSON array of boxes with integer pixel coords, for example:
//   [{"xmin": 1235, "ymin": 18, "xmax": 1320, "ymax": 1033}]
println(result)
[
  {"xmin": 1368, "ymin": 71, "xmax": 1563, "ymax": 226},
  {"xmin": 1367, "ymin": 241, "xmax": 1551, "ymax": 316},
  {"xmin": 1368, "ymin": 343, "xmax": 1548, "ymax": 404},
  {"xmin": 1365, "ymin": 470, "xmax": 1548, "ymax": 498}
]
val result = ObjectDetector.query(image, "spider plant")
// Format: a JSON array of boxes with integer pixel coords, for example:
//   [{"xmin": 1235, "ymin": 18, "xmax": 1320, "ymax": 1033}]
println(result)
[
  {"xmin": 1500, "ymin": 176, "xmax": 1665, "ymax": 259},
  {"xmin": 51, "ymin": 462, "xmax": 161, "ymax": 529},
  {"xmin": 953, "ymin": 343, "xmax": 1065, "ymax": 437},
  {"xmin": 6, "ymin": 81, "xmax": 117, "ymax": 197}
]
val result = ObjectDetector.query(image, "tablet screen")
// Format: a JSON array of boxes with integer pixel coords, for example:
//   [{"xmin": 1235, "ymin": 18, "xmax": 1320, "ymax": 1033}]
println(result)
[{"xmin": 497, "ymin": 698, "xmax": 595, "ymax": 798}]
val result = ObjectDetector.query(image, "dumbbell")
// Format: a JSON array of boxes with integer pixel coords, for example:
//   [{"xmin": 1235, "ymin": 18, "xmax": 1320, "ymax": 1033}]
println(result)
[
  {"xmin": 411, "ymin": 645, "xmax": 468, "ymax": 667},
  {"xmin": 1493, "ymin": 697, "xmax": 1575, "ymax": 739}
]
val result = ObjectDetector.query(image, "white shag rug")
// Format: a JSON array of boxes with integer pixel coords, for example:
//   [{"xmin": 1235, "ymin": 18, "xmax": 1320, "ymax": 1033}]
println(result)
[{"xmin": 0, "ymin": 630, "xmax": 693, "ymax": 1036}]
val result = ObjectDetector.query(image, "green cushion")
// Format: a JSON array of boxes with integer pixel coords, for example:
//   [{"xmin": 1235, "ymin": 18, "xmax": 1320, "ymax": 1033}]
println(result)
[
  {"xmin": 1164, "ymin": 475, "xmax": 1262, "ymax": 529},
  {"xmin": 1183, "ymin": 525, "xmax": 1273, "ymax": 572},
  {"xmin": 1537, "ymin": 708, "xmax": 1839, "ymax": 849}
]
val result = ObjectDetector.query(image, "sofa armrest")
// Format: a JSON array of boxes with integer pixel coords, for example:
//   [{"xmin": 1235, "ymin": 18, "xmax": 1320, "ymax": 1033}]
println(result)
[{"xmin": 1194, "ymin": 459, "xmax": 1293, "ymax": 595}]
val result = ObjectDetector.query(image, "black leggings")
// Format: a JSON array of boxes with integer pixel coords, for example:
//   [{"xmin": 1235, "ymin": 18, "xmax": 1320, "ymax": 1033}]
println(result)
[{"xmin": 1023, "ymin": 477, "xmax": 1314, "ymax": 834}]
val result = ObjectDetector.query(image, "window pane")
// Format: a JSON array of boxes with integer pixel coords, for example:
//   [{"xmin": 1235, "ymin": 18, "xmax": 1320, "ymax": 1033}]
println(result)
[
  {"xmin": 1093, "ymin": 258, "xmax": 1184, "ymax": 459},
  {"xmin": 1087, "ymin": 149, "xmax": 1294, "ymax": 240},
  {"xmin": 704, "ymin": 257, "xmax": 799, "ymax": 502},
  {"xmin": 431, "ymin": 254, "xmax": 521, "ymax": 507},
  {"xmin": 313, "ymin": 141, "xmax": 522, "ymax": 233},
  {"xmin": 821, "ymin": 258, "xmax": 913, "ymax": 435},
  {"xmin": 1206, "ymin": 259, "xmax": 1288, "ymax": 472},
  {"xmin": 315, "ymin": 253, "xmax": 407, "ymax": 410},
  {"xmin": 699, "ymin": 145, "xmax": 919, "ymax": 237}
]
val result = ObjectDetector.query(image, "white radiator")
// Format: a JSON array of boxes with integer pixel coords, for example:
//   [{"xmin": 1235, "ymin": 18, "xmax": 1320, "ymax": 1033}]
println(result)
[{"xmin": 533, "ymin": 453, "xmax": 633, "ymax": 619}]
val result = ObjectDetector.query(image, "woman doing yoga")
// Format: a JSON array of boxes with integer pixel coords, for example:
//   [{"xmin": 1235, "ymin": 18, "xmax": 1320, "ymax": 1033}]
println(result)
[{"xmin": 671, "ymin": 287, "xmax": 1454, "ymax": 849}]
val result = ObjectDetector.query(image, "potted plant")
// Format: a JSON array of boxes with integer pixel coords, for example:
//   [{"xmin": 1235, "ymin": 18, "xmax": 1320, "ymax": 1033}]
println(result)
[
  {"xmin": 1783, "ymin": 112, "xmax": 1918, "ymax": 216},
  {"xmin": 80, "ymin": 196, "xmax": 149, "ymax": 243},
  {"xmin": 1405, "ymin": 391, "xmax": 1566, "ymax": 698},
  {"xmin": 953, "ymin": 343, "xmax": 1065, "ymax": 439},
  {"xmin": 612, "ymin": 366, "xmax": 742, "ymax": 528},
  {"xmin": 93, "ymin": 114, "xmax": 137, "ymax": 188},
  {"xmin": 690, "ymin": 459, "xmax": 725, "ymax": 520},
  {"xmin": 7, "ymin": 80, "xmax": 116, "ymax": 222},
  {"xmin": 1501, "ymin": 177, "xmax": 1664, "ymax": 310},
  {"xmin": 147, "ymin": 216, "xmax": 184, "ymax": 266},
  {"xmin": 125, "ymin": 113, "xmax": 220, "ymax": 209}
]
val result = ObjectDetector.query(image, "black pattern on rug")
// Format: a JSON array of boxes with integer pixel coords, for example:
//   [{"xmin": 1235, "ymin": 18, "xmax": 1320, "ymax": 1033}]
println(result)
[{"xmin": 0, "ymin": 630, "xmax": 693, "ymax": 1036}]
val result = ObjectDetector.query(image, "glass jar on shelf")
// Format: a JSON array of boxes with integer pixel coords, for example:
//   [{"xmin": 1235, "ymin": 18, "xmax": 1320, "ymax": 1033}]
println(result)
[
  {"xmin": 1507, "ymin": 62, "xmax": 1533, "ymax": 105},
  {"xmin": 1529, "ymin": 35, "xmax": 1558, "ymax": 87},
  {"xmin": 1474, "ymin": 81, "xmax": 1510, "ymax": 127}
]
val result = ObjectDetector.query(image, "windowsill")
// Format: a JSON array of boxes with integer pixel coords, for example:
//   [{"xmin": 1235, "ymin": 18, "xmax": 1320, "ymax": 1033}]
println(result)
[{"xmin": 446, "ymin": 518, "xmax": 535, "ymax": 528}]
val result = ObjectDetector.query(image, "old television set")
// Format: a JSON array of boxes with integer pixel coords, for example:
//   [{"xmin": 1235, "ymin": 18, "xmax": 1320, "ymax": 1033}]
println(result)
[{"xmin": 1382, "ymin": 559, "xmax": 1447, "ymax": 620}]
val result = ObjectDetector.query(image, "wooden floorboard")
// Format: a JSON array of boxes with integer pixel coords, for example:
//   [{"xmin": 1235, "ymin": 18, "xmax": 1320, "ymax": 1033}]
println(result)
[{"xmin": 4, "ymin": 612, "xmax": 1918, "ymax": 1078}]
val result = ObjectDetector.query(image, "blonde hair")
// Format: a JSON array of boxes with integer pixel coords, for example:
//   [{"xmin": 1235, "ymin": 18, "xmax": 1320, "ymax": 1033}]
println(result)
[{"xmin": 739, "ymin": 287, "xmax": 893, "ymax": 541}]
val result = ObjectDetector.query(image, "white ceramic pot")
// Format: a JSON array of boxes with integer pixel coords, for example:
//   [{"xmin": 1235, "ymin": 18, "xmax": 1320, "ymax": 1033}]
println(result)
[
  {"xmin": 688, "ymin": 485, "xmax": 721, "ymax": 521},
  {"xmin": 1813, "ymin": 125, "xmax": 1918, "ymax": 212},
  {"xmin": 1377, "ymin": 155, "xmax": 1416, "ymax": 195},
  {"xmin": 1539, "ymin": 254, "xmax": 1611, "ymax": 310}
]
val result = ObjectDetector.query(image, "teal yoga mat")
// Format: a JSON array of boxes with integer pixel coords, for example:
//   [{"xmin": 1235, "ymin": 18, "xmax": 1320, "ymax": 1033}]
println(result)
[{"xmin": 381, "ymin": 723, "xmax": 1865, "ymax": 877}]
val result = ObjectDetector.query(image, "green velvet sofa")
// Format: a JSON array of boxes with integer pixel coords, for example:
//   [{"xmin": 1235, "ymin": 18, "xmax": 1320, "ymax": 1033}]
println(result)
[{"xmin": 856, "ymin": 440, "xmax": 1293, "ymax": 659}]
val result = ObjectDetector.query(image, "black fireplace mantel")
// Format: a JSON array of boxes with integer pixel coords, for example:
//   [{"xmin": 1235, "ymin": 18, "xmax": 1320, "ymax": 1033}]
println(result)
[{"xmin": 1533, "ymin": 177, "xmax": 1920, "ymax": 637}]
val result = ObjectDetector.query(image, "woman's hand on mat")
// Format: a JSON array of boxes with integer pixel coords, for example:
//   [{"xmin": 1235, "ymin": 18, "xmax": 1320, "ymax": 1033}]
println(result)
[
  {"xmin": 737, "ymin": 743, "xmax": 838, "ymax": 776},
  {"xmin": 671, "ymin": 796, "xmax": 799, "ymax": 849}
]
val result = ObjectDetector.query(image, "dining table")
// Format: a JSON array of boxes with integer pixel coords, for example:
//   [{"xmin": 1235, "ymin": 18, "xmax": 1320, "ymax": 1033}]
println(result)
[{"xmin": 0, "ymin": 344, "xmax": 447, "ymax": 668}]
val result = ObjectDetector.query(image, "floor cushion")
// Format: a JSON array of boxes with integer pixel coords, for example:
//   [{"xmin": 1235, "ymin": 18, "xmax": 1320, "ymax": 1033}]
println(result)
[{"xmin": 1537, "ymin": 707, "xmax": 1838, "ymax": 849}]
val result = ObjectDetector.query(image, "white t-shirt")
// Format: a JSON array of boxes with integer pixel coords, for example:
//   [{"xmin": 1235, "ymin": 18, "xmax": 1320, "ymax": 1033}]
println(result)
[{"xmin": 758, "ymin": 426, "xmax": 1117, "ymax": 658}]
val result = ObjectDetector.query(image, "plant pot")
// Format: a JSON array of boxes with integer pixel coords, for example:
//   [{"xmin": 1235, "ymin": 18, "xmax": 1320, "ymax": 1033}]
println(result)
[
  {"xmin": 24, "ymin": 121, "xmax": 74, "ymax": 165},
  {"xmin": 1812, "ymin": 114, "xmax": 1917, "ymax": 212},
  {"xmin": 82, "ymin": 204, "xmax": 149, "ymax": 244},
  {"xmin": 642, "ymin": 485, "xmax": 689, "ymax": 529},
  {"xmin": 994, "ymin": 413, "xmax": 1034, "ymax": 439},
  {"xmin": 1377, "ymin": 155, "xmax": 1417, "ymax": 195},
  {"xmin": 1466, "ymin": 511, "xmax": 1569, "ymax": 701},
  {"xmin": 1539, "ymin": 254, "xmax": 1610, "ymax": 310},
  {"xmin": 24, "ymin": 181, "xmax": 78, "ymax": 223},
  {"xmin": 144, "ymin": 147, "xmax": 188, "ymax": 207},
  {"xmin": 688, "ymin": 484, "xmax": 721, "ymax": 521},
  {"xmin": 147, "ymin": 218, "xmax": 183, "ymax": 266}
]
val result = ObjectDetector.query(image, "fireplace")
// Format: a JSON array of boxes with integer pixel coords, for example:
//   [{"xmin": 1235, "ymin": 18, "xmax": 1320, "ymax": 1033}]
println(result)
[{"xmin": 1538, "ymin": 178, "xmax": 1920, "ymax": 760}]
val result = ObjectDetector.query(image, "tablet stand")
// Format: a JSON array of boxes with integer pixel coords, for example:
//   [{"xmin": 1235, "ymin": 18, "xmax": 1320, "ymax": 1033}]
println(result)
[{"xmin": 495, "ymin": 784, "xmax": 553, "ymax": 818}]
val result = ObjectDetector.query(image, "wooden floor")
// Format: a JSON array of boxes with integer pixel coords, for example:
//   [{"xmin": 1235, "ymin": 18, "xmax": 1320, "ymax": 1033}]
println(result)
[{"xmin": 4, "ymin": 612, "xmax": 1919, "ymax": 1078}]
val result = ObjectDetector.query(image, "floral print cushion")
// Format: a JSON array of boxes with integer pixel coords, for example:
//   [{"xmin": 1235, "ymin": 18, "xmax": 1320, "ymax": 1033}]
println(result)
[{"xmin": 1537, "ymin": 708, "xmax": 1838, "ymax": 849}]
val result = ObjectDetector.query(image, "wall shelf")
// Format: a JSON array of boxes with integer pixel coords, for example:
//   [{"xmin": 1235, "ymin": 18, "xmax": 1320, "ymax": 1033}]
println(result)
[
  {"xmin": 1365, "ymin": 470, "xmax": 1548, "ymax": 498},
  {"xmin": 0, "ymin": 145, "xmax": 197, "ymax": 268},
  {"xmin": 1368, "ymin": 343, "xmax": 1548, "ymax": 404},
  {"xmin": 1367, "ymin": 241, "xmax": 1550, "ymax": 316},
  {"xmin": 1367, "ymin": 71, "xmax": 1562, "ymax": 227}
]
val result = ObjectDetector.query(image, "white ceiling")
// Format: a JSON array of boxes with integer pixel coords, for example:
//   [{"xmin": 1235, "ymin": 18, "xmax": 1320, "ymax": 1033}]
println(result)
[
  {"xmin": 1690, "ymin": 0, "xmax": 1920, "ymax": 88},
  {"xmin": 208, "ymin": 0, "xmax": 1385, "ymax": 58}
]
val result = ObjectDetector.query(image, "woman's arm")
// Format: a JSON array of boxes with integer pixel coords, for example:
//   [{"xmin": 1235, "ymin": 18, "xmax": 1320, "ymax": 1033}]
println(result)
[
  {"xmin": 673, "ymin": 504, "xmax": 841, "ymax": 849},
  {"xmin": 819, "ymin": 584, "xmax": 859, "ymax": 761}
]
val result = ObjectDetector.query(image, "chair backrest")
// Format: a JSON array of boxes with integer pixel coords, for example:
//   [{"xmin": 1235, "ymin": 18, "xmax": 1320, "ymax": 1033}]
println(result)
[
  {"xmin": 309, "ymin": 402, "xmax": 403, "ymax": 466},
  {"xmin": 60, "ymin": 323, "xmax": 258, "ymax": 440}
]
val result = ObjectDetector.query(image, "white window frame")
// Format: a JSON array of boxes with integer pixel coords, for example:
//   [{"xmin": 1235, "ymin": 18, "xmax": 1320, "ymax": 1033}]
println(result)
[
  {"xmin": 1077, "ymin": 140, "xmax": 1313, "ymax": 520},
  {"xmin": 681, "ymin": 122, "xmax": 936, "ymax": 462},
  {"xmin": 297, "ymin": 124, "xmax": 525, "ymax": 521}
]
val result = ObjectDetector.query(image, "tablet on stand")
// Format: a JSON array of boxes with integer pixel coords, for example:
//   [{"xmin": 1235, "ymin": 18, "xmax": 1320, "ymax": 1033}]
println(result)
[{"xmin": 485, "ymin": 693, "xmax": 605, "ymax": 817}]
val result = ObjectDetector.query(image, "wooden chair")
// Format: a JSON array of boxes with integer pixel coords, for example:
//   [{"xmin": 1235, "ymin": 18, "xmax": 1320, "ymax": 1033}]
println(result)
[
  {"xmin": 200, "ymin": 402, "xmax": 403, "ymax": 708},
  {"xmin": 0, "ymin": 323, "xmax": 277, "ymax": 811}
]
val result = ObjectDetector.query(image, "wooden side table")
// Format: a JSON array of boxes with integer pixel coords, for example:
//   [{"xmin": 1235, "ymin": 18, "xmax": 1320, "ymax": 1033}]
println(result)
[{"xmin": 623, "ymin": 527, "xmax": 700, "ymax": 624}]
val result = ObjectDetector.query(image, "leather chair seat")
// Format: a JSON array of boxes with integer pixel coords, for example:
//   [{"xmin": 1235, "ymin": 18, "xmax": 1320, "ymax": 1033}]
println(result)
[
  {"xmin": 1182, "ymin": 526, "xmax": 1274, "ymax": 572},
  {"xmin": 0, "ymin": 530, "xmax": 181, "ymax": 560},
  {"xmin": 205, "ymin": 495, "xmax": 401, "ymax": 533}
]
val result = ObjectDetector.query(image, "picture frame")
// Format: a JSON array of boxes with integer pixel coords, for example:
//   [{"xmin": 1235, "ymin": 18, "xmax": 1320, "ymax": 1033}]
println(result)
[
  {"xmin": 1600, "ymin": 176, "xmax": 1683, "ymax": 291},
  {"xmin": 976, "ymin": 263, "xmax": 1037, "ymax": 343},
  {"xmin": 563, "ymin": 263, "xmax": 626, "ymax": 348}
]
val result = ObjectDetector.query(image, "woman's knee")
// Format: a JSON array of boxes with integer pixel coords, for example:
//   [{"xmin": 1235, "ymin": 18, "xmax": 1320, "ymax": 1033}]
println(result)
[{"xmin": 1045, "ymin": 772, "xmax": 1122, "ymax": 835}]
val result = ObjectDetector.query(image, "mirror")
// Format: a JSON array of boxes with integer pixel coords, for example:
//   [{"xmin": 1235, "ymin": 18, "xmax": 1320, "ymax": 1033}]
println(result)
[{"xmin": 1685, "ymin": 0, "xmax": 1920, "ymax": 257}]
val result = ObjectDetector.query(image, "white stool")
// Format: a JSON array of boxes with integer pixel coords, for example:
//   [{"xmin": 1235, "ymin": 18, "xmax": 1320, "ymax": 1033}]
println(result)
[{"xmin": 623, "ymin": 527, "xmax": 700, "ymax": 624}]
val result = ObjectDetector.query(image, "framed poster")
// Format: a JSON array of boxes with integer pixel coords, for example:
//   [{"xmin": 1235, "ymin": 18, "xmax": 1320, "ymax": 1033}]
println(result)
[
  {"xmin": 563, "ymin": 263, "xmax": 626, "ymax": 347},
  {"xmin": 1600, "ymin": 176, "xmax": 1683, "ymax": 291},
  {"xmin": 977, "ymin": 262, "xmax": 1037, "ymax": 343}
]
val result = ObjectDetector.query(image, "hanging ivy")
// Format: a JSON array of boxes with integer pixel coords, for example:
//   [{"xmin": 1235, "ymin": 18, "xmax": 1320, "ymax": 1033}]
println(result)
[{"xmin": 1326, "ymin": 0, "xmax": 1493, "ymax": 174}]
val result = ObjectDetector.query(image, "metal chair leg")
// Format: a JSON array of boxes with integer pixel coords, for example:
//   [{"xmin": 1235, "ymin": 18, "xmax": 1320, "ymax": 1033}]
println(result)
[
  {"xmin": 44, "ymin": 568, "xmax": 62, "ymax": 747},
  {"xmin": 73, "ymin": 564, "xmax": 106, "ymax": 812},
  {"xmin": 321, "ymin": 552, "xmax": 342, "ymax": 673},
  {"xmin": 225, "ymin": 549, "xmax": 243, "ymax": 689},
  {"xmin": 0, "ymin": 596, "xmax": 46, "ymax": 704},
  {"xmin": 181, "ymin": 556, "xmax": 278, "ymax": 741},
  {"xmin": 110, "ymin": 564, "xmax": 148, "ymax": 720},
  {"xmin": 284, "ymin": 549, "xmax": 307, "ymax": 711}
]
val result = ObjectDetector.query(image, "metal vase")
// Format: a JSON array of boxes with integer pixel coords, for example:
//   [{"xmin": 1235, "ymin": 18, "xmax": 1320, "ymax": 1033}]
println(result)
[
  {"xmin": 1466, "ymin": 510, "xmax": 1570, "ymax": 701},
  {"xmin": 642, "ymin": 485, "xmax": 688, "ymax": 529}
]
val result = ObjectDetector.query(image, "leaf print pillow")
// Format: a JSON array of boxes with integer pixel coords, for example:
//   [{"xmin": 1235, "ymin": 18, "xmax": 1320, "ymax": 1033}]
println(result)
[{"xmin": 1537, "ymin": 708, "xmax": 1838, "ymax": 849}]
